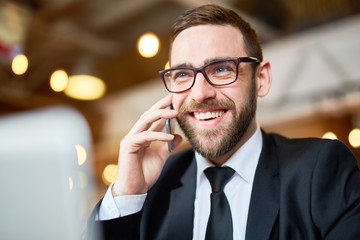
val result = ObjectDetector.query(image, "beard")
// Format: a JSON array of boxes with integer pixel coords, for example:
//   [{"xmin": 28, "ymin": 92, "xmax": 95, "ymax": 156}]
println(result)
[{"xmin": 176, "ymin": 80, "xmax": 257, "ymax": 160}]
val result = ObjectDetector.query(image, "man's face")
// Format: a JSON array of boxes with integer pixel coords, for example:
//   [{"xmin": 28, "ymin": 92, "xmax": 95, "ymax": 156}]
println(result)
[{"xmin": 170, "ymin": 24, "xmax": 258, "ymax": 161}]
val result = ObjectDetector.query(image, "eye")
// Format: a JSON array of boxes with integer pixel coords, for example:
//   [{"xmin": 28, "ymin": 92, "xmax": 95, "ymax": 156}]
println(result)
[
  {"xmin": 175, "ymin": 71, "xmax": 190, "ymax": 79},
  {"xmin": 208, "ymin": 62, "xmax": 235, "ymax": 76},
  {"xmin": 171, "ymin": 70, "xmax": 193, "ymax": 81},
  {"xmin": 215, "ymin": 65, "xmax": 231, "ymax": 73}
]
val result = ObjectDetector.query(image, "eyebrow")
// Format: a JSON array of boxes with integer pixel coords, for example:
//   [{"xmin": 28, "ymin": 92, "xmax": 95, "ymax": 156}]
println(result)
[{"xmin": 171, "ymin": 56, "xmax": 232, "ymax": 69}]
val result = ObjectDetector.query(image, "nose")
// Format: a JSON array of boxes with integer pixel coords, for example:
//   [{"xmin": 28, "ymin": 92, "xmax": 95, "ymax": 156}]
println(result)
[{"xmin": 189, "ymin": 72, "xmax": 216, "ymax": 103}]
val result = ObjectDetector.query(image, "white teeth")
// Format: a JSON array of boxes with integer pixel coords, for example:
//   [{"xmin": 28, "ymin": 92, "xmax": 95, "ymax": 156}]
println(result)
[{"xmin": 194, "ymin": 111, "xmax": 224, "ymax": 120}]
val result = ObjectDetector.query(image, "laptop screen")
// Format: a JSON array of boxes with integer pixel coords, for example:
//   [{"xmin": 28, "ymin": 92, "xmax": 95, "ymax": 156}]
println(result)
[{"xmin": 0, "ymin": 105, "xmax": 97, "ymax": 240}]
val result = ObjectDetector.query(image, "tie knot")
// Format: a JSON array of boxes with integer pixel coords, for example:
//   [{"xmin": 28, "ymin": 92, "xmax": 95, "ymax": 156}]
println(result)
[{"xmin": 204, "ymin": 167, "xmax": 235, "ymax": 193}]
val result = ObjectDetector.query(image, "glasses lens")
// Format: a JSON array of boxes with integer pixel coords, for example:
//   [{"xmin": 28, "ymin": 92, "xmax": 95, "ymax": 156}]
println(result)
[
  {"xmin": 163, "ymin": 69, "xmax": 194, "ymax": 92},
  {"xmin": 204, "ymin": 60, "xmax": 237, "ymax": 85}
]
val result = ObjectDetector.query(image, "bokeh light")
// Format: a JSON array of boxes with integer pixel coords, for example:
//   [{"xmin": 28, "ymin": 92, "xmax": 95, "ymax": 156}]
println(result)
[
  {"xmin": 349, "ymin": 128, "xmax": 360, "ymax": 148},
  {"xmin": 64, "ymin": 75, "xmax": 106, "ymax": 100},
  {"xmin": 69, "ymin": 177, "xmax": 73, "ymax": 190},
  {"xmin": 75, "ymin": 144, "xmax": 87, "ymax": 166},
  {"xmin": 137, "ymin": 32, "xmax": 160, "ymax": 58},
  {"xmin": 102, "ymin": 164, "xmax": 117, "ymax": 186},
  {"xmin": 50, "ymin": 69, "xmax": 68, "ymax": 92},
  {"xmin": 11, "ymin": 54, "xmax": 28, "ymax": 75},
  {"xmin": 322, "ymin": 131, "xmax": 338, "ymax": 140}
]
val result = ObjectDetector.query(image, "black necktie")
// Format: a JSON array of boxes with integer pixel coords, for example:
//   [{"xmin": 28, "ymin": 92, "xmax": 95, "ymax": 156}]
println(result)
[{"xmin": 204, "ymin": 166, "xmax": 235, "ymax": 240}]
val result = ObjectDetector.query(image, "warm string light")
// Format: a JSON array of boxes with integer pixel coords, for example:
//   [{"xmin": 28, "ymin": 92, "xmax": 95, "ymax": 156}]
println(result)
[
  {"xmin": 64, "ymin": 74, "xmax": 106, "ymax": 101},
  {"xmin": 50, "ymin": 69, "xmax": 68, "ymax": 92},
  {"xmin": 349, "ymin": 128, "xmax": 360, "ymax": 148},
  {"xmin": 137, "ymin": 32, "xmax": 160, "ymax": 58},
  {"xmin": 50, "ymin": 70, "xmax": 106, "ymax": 100},
  {"xmin": 12, "ymin": 54, "xmax": 28, "ymax": 75},
  {"xmin": 102, "ymin": 164, "xmax": 118, "ymax": 186}
]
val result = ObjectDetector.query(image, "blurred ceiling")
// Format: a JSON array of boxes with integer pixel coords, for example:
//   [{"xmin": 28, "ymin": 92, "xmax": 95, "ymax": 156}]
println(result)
[{"xmin": 1, "ymin": 0, "xmax": 359, "ymax": 116}]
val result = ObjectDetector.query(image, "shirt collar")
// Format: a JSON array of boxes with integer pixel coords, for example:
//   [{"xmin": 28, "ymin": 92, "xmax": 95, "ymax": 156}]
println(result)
[{"xmin": 195, "ymin": 126, "xmax": 263, "ymax": 184}]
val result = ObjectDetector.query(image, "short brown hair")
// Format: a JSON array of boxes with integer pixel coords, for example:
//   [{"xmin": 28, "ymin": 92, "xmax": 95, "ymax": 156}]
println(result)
[{"xmin": 170, "ymin": 4, "xmax": 263, "ymax": 61}]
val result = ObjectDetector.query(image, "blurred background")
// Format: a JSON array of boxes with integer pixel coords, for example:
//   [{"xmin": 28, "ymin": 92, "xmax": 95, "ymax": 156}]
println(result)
[{"xmin": 1, "ymin": 0, "xmax": 360, "ymax": 200}]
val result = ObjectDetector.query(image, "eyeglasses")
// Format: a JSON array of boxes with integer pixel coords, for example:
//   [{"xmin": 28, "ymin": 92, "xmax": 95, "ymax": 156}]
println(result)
[{"xmin": 159, "ymin": 57, "xmax": 260, "ymax": 93}]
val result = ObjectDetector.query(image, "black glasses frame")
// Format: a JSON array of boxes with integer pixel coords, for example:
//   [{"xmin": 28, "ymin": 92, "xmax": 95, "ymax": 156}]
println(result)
[{"xmin": 159, "ymin": 57, "xmax": 260, "ymax": 93}]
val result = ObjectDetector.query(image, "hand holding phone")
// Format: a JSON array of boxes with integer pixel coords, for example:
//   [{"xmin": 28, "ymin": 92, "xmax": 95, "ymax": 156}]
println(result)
[{"xmin": 113, "ymin": 95, "xmax": 178, "ymax": 197}]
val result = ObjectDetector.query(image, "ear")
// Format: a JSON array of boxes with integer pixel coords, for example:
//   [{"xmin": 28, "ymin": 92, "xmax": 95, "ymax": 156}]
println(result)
[{"xmin": 256, "ymin": 60, "xmax": 272, "ymax": 98}]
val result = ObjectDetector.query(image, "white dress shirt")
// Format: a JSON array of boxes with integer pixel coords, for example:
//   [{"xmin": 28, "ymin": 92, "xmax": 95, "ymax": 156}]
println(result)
[{"xmin": 99, "ymin": 127, "xmax": 262, "ymax": 240}]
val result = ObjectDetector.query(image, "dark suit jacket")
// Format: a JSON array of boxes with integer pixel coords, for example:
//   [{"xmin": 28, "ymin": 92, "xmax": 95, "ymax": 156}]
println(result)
[{"xmin": 87, "ymin": 131, "xmax": 360, "ymax": 240}]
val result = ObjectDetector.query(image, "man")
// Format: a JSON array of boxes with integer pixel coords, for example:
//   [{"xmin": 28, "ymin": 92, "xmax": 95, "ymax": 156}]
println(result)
[{"xmin": 87, "ymin": 4, "xmax": 360, "ymax": 240}]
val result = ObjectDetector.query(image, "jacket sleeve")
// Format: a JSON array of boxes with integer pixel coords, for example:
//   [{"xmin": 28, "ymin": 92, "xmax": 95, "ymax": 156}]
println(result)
[
  {"xmin": 84, "ymin": 199, "xmax": 142, "ymax": 240},
  {"xmin": 311, "ymin": 140, "xmax": 360, "ymax": 239}
]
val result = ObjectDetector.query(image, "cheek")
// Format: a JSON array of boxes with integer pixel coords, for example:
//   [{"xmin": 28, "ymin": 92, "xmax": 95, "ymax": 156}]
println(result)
[{"xmin": 222, "ymin": 88, "xmax": 247, "ymax": 110}]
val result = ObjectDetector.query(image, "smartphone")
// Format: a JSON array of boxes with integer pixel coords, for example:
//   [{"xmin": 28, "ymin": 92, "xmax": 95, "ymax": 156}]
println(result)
[{"xmin": 166, "ymin": 104, "xmax": 174, "ymax": 152}]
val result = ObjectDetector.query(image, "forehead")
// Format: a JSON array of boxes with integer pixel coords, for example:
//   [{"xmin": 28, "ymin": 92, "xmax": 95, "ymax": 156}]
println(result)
[{"xmin": 170, "ymin": 24, "xmax": 246, "ymax": 66}]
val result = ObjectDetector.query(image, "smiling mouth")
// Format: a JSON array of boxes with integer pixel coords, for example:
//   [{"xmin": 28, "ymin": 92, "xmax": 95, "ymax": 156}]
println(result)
[{"xmin": 193, "ymin": 110, "xmax": 225, "ymax": 120}]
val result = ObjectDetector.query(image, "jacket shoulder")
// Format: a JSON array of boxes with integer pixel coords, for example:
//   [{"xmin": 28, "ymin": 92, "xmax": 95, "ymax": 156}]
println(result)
[
  {"xmin": 267, "ymin": 132, "xmax": 351, "ymax": 157},
  {"xmin": 264, "ymin": 131, "xmax": 357, "ymax": 172}
]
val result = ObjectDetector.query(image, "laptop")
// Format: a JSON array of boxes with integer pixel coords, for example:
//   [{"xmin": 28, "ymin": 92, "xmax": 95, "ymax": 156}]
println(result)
[{"xmin": 0, "ymin": 105, "xmax": 98, "ymax": 240}]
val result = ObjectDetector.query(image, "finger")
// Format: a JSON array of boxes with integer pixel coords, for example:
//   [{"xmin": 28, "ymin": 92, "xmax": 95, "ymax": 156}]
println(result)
[
  {"xmin": 124, "ymin": 131, "xmax": 175, "ymax": 154},
  {"xmin": 129, "ymin": 106, "xmax": 177, "ymax": 135},
  {"xmin": 148, "ymin": 118, "xmax": 166, "ymax": 132}
]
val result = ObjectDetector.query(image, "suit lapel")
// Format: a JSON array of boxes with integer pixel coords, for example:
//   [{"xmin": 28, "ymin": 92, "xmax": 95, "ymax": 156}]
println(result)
[
  {"xmin": 245, "ymin": 131, "xmax": 280, "ymax": 240},
  {"xmin": 166, "ymin": 154, "xmax": 197, "ymax": 240},
  {"xmin": 142, "ymin": 150, "xmax": 197, "ymax": 240}
]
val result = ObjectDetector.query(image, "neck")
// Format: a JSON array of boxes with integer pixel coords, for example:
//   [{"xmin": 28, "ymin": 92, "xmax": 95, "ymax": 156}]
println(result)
[{"xmin": 209, "ymin": 120, "xmax": 257, "ymax": 166}]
